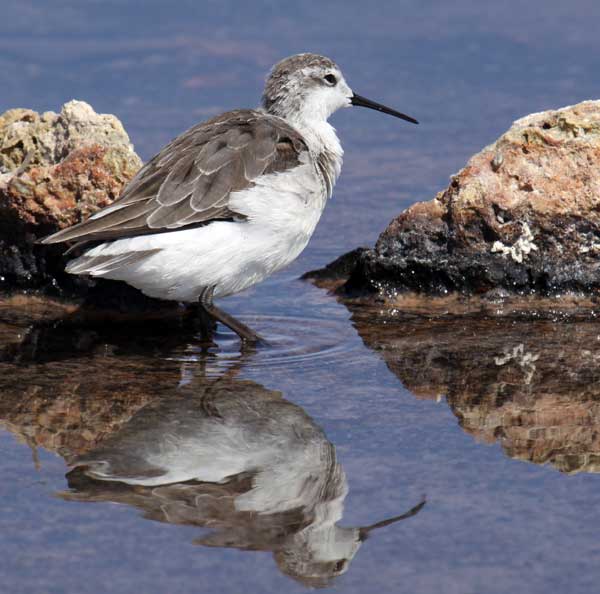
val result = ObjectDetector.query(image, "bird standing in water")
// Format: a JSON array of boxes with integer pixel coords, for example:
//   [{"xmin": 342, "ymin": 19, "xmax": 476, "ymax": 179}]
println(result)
[{"xmin": 43, "ymin": 53, "xmax": 418, "ymax": 343}]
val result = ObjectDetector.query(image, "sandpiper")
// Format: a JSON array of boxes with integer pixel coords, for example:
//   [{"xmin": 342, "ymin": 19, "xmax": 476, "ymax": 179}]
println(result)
[{"xmin": 42, "ymin": 53, "xmax": 418, "ymax": 343}]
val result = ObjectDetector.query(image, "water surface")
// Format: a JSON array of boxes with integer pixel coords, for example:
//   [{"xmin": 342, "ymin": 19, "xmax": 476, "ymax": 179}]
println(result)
[{"xmin": 2, "ymin": 2, "xmax": 600, "ymax": 593}]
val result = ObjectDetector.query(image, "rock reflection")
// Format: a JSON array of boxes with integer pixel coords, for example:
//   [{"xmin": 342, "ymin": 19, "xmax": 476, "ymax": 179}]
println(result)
[
  {"xmin": 0, "ymin": 312, "xmax": 424, "ymax": 588},
  {"xmin": 0, "ymin": 312, "xmax": 198, "ymax": 459},
  {"xmin": 352, "ymin": 310, "xmax": 600, "ymax": 474}
]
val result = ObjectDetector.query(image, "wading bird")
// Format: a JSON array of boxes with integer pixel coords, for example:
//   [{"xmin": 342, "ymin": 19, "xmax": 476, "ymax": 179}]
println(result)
[{"xmin": 43, "ymin": 53, "xmax": 417, "ymax": 343}]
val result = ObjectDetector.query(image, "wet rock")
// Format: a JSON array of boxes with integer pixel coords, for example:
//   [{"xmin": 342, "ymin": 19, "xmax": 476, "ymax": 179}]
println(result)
[
  {"xmin": 311, "ymin": 100, "xmax": 600, "ymax": 301},
  {"xmin": 0, "ymin": 100, "xmax": 142, "ymax": 293},
  {"xmin": 301, "ymin": 248, "xmax": 369, "ymax": 289}
]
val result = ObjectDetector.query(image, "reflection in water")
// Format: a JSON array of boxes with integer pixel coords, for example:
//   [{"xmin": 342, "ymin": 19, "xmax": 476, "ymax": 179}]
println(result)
[
  {"xmin": 0, "ymin": 310, "xmax": 200, "ymax": 460},
  {"xmin": 0, "ymin": 311, "xmax": 424, "ymax": 588},
  {"xmin": 351, "ymin": 310, "xmax": 600, "ymax": 474},
  {"xmin": 63, "ymin": 384, "xmax": 424, "ymax": 587}
]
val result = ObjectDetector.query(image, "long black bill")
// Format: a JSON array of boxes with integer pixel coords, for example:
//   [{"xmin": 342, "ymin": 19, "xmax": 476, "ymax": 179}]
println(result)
[
  {"xmin": 351, "ymin": 93, "xmax": 419, "ymax": 124},
  {"xmin": 358, "ymin": 499, "xmax": 426, "ymax": 541}
]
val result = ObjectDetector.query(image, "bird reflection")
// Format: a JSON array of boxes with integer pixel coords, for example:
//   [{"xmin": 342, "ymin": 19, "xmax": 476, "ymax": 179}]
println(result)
[
  {"xmin": 62, "ymin": 379, "xmax": 423, "ymax": 587},
  {"xmin": 0, "ymin": 310, "xmax": 424, "ymax": 588}
]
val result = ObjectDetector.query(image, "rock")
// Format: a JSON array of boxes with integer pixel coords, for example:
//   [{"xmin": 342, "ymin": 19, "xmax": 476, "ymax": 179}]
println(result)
[
  {"xmin": 0, "ymin": 100, "xmax": 142, "ymax": 293},
  {"xmin": 311, "ymin": 100, "xmax": 600, "ymax": 302},
  {"xmin": 349, "ymin": 306, "xmax": 600, "ymax": 474}
]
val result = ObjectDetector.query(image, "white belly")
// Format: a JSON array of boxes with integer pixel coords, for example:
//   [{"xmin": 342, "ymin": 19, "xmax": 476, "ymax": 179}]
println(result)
[{"xmin": 69, "ymin": 163, "xmax": 328, "ymax": 301}]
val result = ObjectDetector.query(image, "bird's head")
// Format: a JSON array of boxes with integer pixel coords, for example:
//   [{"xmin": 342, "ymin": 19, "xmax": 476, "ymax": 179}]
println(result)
[{"xmin": 262, "ymin": 53, "xmax": 418, "ymax": 126}]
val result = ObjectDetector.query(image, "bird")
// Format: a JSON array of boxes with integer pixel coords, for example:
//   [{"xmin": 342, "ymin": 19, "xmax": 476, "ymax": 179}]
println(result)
[{"xmin": 42, "ymin": 53, "xmax": 418, "ymax": 343}]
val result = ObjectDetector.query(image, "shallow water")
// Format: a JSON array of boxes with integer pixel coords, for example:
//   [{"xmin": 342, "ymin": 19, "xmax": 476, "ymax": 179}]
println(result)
[{"xmin": 2, "ymin": 1, "xmax": 600, "ymax": 593}]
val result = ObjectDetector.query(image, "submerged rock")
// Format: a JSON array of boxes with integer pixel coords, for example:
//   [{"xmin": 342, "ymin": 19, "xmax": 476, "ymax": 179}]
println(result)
[
  {"xmin": 0, "ymin": 100, "xmax": 142, "ymax": 292},
  {"xmin": 310, "ymin": 100, "xmax": 600, "ymax": 301}
]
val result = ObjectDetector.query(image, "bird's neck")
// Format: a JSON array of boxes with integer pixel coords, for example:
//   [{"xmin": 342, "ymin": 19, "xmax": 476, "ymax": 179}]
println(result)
[{"xmin": 289, "ymin": 116, "xmax": 344, "ymax": 197}]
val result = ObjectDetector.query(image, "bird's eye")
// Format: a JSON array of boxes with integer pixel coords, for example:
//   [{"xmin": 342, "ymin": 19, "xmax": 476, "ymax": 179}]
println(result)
[{"xmin": 323, "ymin": 74, "xmax": 337, "ymax": 86}]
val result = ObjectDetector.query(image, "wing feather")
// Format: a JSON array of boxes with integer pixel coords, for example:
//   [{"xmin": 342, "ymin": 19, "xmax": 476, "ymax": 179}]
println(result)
[
  {"xmin": 147, "ymin": 197, "xmax": 195, "ymax": 229},
  {"xmin": 156, "ymin": 155, "xmax": 197, "ymax": 207},
  {"xmin": 41, "ymin": 110, "xmax": 308, "ymax": 245}
]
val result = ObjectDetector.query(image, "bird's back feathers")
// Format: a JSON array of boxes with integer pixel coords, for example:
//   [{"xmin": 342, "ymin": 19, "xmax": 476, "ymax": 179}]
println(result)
[{"xmin": 41, "ymin": 109, "xmax": 309, "ymax": 246}]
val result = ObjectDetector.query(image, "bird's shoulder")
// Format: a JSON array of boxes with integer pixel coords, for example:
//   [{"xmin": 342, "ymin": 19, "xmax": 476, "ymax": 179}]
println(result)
[
  {"xmin": 42, "ymin": 109, "xmax": 310, "ymax": 245},
  {"xmin": 149, "ymin": 109, "xmax": 309, "ymax": 177}
]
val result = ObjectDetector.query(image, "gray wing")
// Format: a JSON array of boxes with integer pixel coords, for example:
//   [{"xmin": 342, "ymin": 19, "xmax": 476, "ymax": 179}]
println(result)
[{"xmin": 41, "ymin": 110, "xmax": 308, "ymax": 245}]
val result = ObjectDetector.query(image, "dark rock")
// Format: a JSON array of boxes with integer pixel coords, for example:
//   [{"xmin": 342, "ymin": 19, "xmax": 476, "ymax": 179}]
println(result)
[{"xmin": 301, "ymin": 247, "xmax": 369, "ymax": 288}]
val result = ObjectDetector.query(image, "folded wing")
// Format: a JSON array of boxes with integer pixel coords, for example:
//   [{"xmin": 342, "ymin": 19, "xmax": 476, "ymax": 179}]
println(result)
[{"xmin": 41, "ymin": 110, "xmax": 308, "ymax": 245}]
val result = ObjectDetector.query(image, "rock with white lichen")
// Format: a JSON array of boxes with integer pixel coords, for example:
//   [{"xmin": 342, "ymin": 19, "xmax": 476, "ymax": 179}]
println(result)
[
  {"xmin": 0, "ymin": 100, "xmax": 142, "ymax": 293},
  {"xmin": 309, "ymin": 100, "xmax": 600, "ymax": 300}
]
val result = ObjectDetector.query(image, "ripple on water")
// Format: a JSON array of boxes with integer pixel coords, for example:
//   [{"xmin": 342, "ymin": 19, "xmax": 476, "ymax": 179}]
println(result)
[{"xmin": 170, "ymin": 314, "xmax": 362, "ymax": 375}]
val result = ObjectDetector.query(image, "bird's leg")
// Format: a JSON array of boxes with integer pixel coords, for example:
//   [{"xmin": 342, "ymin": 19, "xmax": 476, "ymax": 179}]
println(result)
[
  {"xmin": 193, "ymin": 302, "xmax": 217, "ymax": 343},
  {"xmin": 199, "ymin": 286, "xmax": 264, "ymax": 345}
]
